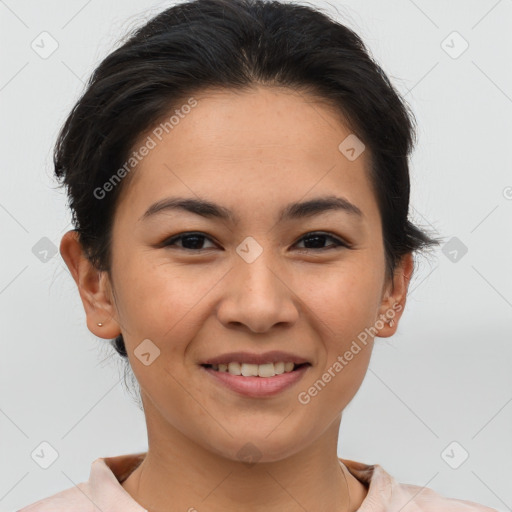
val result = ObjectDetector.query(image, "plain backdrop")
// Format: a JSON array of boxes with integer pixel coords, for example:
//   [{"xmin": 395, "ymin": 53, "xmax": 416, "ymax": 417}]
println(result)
[{"xmin": 1, "ymin": 1, "xmax": 511, "ymax": 510}]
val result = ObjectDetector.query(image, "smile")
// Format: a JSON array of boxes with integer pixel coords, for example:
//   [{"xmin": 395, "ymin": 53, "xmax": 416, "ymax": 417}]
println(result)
[{"xmin": 200, "ymin": 362, "xmax": 311, "ymax": 398}]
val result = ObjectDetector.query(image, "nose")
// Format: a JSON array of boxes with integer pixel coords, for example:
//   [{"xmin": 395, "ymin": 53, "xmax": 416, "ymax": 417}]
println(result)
[{"xmin": 215, "ymin": 251, "xmax": 300, "ymax": 333}]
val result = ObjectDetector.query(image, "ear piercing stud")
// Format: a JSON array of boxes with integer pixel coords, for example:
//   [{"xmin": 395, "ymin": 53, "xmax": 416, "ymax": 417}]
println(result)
[{"xmin": 96, "ymin": 317, "xmax": 396, "ymax": 329}]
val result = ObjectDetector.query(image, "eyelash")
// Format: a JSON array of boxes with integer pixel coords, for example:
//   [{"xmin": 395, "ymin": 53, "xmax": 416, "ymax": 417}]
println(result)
[{"xmin": 161, "ymin": 231, "xmax": 351, "ymax": 252}]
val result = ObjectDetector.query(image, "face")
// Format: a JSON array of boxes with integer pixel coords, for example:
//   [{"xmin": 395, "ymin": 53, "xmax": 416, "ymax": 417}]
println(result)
[{"xmin": 62, "ymin": 86, "xmax": 411, "ymax": 463}]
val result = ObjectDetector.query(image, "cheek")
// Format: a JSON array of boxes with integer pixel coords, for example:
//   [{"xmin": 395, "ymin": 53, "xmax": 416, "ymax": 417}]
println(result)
[
  {"xmin": 115, "ymin": 256, "xmax": 227, "ymax": 349},
  {"xmin": 298, "ymin": 256, "xmax": 383, "ymax": 335},
  {"xmin": 296, "ymin": 263, "xmax": 378, "ymax": 409},
  {"xmin": 117, "ymin": 254, "xmax": 185, "ymax": 319}
]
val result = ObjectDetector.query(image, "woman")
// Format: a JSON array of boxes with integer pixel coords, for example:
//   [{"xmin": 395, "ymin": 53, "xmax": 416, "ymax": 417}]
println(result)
[{"xmin": 19, "ymin": 0, "xmax": 498, "ymax": 510}]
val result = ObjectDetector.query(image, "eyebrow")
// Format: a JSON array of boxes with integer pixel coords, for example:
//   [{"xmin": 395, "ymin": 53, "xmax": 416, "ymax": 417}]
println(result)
[{"xmin": 138, "ymin": 195, "xmax": 363, "ymax": 224}]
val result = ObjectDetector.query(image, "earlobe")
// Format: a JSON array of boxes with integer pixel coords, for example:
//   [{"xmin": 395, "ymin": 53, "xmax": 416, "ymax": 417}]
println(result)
[
  {"xmin": 376, "ymin": 252, "xmax": 414, "ymax": 337},
  {"xmin": 59, "ymin": 230, "xmax": 120, "ymax": 339}
]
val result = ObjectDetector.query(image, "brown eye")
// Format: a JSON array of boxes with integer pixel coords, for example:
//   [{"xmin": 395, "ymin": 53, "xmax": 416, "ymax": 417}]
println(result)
[
  {"xmin": 294, "ymin": 232, "xmax": 349, "ymax": 250},
  {"xmin": 163, "ymin": 232, "xmax": 218, "ymax": 251}
]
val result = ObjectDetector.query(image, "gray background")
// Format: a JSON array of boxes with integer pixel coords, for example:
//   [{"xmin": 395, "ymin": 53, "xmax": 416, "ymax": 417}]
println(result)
[{"xmin": 1, "ymin": 0, "xmax": 511, "ymax": 510}]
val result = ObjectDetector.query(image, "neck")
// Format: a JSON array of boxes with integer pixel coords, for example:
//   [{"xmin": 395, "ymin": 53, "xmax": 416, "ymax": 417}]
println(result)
[{"xmin": 121, "ymin": 416, "xmax": 368, "ymax": 512}]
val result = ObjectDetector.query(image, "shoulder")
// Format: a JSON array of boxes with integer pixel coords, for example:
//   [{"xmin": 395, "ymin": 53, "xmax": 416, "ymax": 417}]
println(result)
[
  {"xmin": 16, "ymin": 454, "xmax": 147, "ymax": 512},
  {"xmin": 340, "ymin": 458, "xmax": 499, "ymax": 512},
  {"xmin": 17, "ymin": 482, "xmax": 91, "ymax": 512},
  {"xmin": 391, "ymin": 477, "xmax": 499, "ymax": 511}
]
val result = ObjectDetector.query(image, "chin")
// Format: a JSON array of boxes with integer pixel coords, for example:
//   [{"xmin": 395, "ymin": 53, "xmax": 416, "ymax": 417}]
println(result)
[{"xmin": 204, "ymin": 432, "xmax": 309, "ymax": 465}]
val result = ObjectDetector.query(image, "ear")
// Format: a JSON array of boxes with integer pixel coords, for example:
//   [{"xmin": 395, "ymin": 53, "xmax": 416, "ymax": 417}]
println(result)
[
  {"xmin": 59, "ymin": 230, "xmax": 120, "ymax": 339},
  {"xmin": 375, "ymin": 252, "xmax": 414, "ymax": 337}
]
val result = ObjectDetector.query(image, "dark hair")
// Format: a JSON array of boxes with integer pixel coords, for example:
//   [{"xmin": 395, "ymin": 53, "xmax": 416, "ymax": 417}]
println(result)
[{"xmin": 54, "ymin": 0, "xmax": 441, "ymax": 360}]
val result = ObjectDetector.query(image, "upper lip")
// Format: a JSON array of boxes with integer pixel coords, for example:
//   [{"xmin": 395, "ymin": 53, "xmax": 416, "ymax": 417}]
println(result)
[{"xmin": 201, "ymin": 351, "xmax": 311, "ymax": 366}]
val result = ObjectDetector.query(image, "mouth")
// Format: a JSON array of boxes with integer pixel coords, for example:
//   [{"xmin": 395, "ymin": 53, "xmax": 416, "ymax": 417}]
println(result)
[{"xmin": 199, "ymin": 362, "xmax": 311, "ymax": 398}]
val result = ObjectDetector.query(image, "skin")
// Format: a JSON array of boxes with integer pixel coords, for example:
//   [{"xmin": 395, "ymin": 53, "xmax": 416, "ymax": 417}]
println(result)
[{"xmin": 60, "ymin": 85, "xmax": 414, "ymax": 512}]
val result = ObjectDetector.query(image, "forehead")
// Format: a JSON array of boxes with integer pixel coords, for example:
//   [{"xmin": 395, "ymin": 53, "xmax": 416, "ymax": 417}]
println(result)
[{"xmin": 117, "ymin": 86, "xmax": 379, "ymax": 227}]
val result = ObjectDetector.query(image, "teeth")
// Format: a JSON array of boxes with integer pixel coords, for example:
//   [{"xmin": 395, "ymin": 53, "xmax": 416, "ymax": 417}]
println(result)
[{"xmin": 209, "ymin": 361, "xmax": 299, "ymax": 377}]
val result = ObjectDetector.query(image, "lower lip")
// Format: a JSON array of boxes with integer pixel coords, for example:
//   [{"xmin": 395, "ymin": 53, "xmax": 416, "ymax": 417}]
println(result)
[{"xmin": 200, "ymin": 364, "xmax": 310, "ymax": 398}]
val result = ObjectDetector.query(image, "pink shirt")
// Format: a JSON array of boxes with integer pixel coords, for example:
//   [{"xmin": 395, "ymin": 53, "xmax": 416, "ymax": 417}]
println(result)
[{"xmin": 18, "ymin": 452, "xmax": 498, "ymax": 511}]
